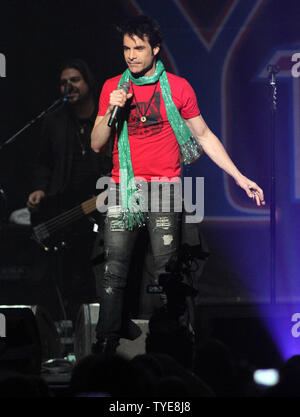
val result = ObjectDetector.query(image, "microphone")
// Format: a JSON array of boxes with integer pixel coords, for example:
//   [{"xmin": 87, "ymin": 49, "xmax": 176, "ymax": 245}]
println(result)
[
  {"xmin": 62, "ymin": 82, "xmax": 73, "ymax": 102},
  {"xmin": 108, "ymin": 82, "xmax": 130, "ymax": 127},
  {"xmin": 267, "ymin": 64, "xmax": 280, "ymax": 86}
]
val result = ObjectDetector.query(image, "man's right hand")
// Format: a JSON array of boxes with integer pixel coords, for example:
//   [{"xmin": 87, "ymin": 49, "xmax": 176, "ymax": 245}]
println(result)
[
  {"xmin": 108, "ymin": 89, "xmax": 133, "ymax": 112},
  {"xmin": 91, "ymin": 89, "xmax": 133, "ymax": 153},
  {"xmin": 27, "ymin": 190, "xmax": 45, "ymax": 210}
]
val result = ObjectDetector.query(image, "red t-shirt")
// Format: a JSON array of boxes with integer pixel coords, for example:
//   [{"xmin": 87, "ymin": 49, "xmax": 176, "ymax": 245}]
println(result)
[{"xmin": 98, "ymin": 72, "xmax": 200, "ymax": 182}]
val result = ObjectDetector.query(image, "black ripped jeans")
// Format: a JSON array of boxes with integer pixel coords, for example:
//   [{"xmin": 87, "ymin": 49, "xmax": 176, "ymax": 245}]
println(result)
[{"xmin": 95, "ymin": 180, "xmax": 182, "ymax": 345}]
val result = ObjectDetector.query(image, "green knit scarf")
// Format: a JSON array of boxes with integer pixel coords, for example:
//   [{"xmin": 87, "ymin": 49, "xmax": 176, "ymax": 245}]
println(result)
[{"xmin": 116, "ymin": 60, "xmax": 203, "ymax": 230}]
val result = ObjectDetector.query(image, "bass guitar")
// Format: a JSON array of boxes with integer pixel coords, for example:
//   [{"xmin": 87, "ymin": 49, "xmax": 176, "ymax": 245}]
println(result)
[{"xmin": 31, "ymin": 190, "xmax": 107, "ymax": 251}]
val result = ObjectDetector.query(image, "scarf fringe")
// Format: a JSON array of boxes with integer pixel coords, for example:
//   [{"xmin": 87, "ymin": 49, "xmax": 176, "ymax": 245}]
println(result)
[
  {"xmin": 117, "ymin": 208, "xmax": 146, "ymax": 231},
  {"xmin": 180, "ymin": 136, "xmax": 204, "ymax": 164},
  {"xmin": 118, "ymin": 189, "xmax": 146, "ymax": 230}
]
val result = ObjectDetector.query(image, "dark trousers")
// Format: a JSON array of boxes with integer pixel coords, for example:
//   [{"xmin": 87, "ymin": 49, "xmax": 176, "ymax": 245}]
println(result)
[{"xmin": 95, "ymin": 181, "xmax": 182, "ymax": 343}]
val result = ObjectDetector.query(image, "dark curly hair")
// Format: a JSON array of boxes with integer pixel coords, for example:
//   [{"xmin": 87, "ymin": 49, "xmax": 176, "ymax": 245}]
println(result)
[{"xmin": 117, "ymin": 15, "xmax": 163, "ymax": 51}]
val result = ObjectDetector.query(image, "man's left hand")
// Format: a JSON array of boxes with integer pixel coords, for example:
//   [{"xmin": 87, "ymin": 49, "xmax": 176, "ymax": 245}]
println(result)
[{"xmin": 235, "ymin": 175, "xmax": 265, "ymax": 207}]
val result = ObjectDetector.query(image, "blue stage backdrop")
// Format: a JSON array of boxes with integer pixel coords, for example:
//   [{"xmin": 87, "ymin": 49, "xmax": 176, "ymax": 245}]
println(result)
[
  {"xmin": 121, "ymin": 0, "xmax": 300, "ymax": 303},
  {"xmin": 0, "ymin": 0, "xmax": 299, "ymax": 304}
]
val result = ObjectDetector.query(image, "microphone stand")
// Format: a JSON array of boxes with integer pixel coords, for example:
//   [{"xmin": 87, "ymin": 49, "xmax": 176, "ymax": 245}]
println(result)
[
  {"xmin": 0, "ymin": 93, "xmax": 68, "ymax": 220},
  {"xmin": 0, "ymin": 95, "xmax": 69, "ymax": 151},
  {"xmin": 267, "ymin": 64, "xmax": 279, "ymax": 305}
]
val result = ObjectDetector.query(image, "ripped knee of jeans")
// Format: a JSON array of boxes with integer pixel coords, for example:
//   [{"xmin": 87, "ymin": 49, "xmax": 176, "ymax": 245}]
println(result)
[
  {"xmin": 104, "ymin": 286, "xmax": 114, "ymax": 295},
  {"xmin": 162, "ymin": 234, "xmax": 174, "ymax": 246},
  {"xmin": 102, "ymin": 261, "xmax": 128, "ymax": 291},
  {"xmin": 153, "ymin": 216, "xmax": 175, "ymax": 246}
]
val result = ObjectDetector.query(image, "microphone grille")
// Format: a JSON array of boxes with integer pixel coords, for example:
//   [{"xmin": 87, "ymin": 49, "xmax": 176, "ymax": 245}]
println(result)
[{"xmin": 119, "ymin": 81, "xmax": 130, "ymax": 93}]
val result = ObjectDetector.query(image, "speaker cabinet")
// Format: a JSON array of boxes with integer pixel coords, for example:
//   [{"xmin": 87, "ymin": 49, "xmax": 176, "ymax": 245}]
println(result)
[
  {"xmin": 0, "ymin": 305, "xmax": 62, "ymax": 374},
  {"xmin": 117, "ymin": 319, "xmax": 149, "ymax": 359},
  {"xmin": 30, "ymin": 305, "xmax": 62, "ymax": 359},
  {"xmin": 74, "ymin": 303, "xmax": 99, "ymax": 360},
  {"xmin": 0, "ymin": 305, "xmax": 42, "ymax": 374},
  {"xmin": 74, "ymin": 303, "xmax": 149, "ymax": 360}
]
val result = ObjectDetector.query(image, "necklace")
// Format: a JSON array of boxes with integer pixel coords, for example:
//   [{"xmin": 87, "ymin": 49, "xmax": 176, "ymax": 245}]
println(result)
[
  {"xmin": 75, "ymin": 121, "xmax": 88, "ymax": 156},
  {"xmin": 131, "ymin": 81, "xmax": 158, "ymax": 123}
]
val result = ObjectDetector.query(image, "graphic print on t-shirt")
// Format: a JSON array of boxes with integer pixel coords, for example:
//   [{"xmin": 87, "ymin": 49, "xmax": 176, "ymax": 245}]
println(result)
[{"xmin": 128, "ymin": 92, "xmax": 163, "ymax": 137}]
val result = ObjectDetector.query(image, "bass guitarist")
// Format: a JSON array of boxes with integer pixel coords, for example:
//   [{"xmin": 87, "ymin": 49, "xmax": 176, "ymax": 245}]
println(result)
[{"xmin": 27, "ymin": 59, "xmax": 112, "ymax": 322}]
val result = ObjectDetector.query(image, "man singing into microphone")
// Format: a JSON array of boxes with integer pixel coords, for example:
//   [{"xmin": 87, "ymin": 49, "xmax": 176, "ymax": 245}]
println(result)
[{"xmin": 91, "ymin": 15, "xmax": 265, "ymax": 354}]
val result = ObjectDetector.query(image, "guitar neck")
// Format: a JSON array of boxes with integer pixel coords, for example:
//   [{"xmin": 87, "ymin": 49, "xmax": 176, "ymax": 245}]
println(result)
[
  {"xmin": 81, "ymin": 191, "xmax": 107, "ymax": 215},
  {"xmin": 81, "ymin": 195, "xmax": 97, "ymax": 215},
  {"xmin": 33, "ymin": 191, "xmax": 107, "ymax": 243}
]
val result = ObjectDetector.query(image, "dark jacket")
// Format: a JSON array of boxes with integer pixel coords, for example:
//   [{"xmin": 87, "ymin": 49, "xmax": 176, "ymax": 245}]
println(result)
[{"xmin": 31, "ymin": 104, "xmax": 112, "ymax": 196}]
